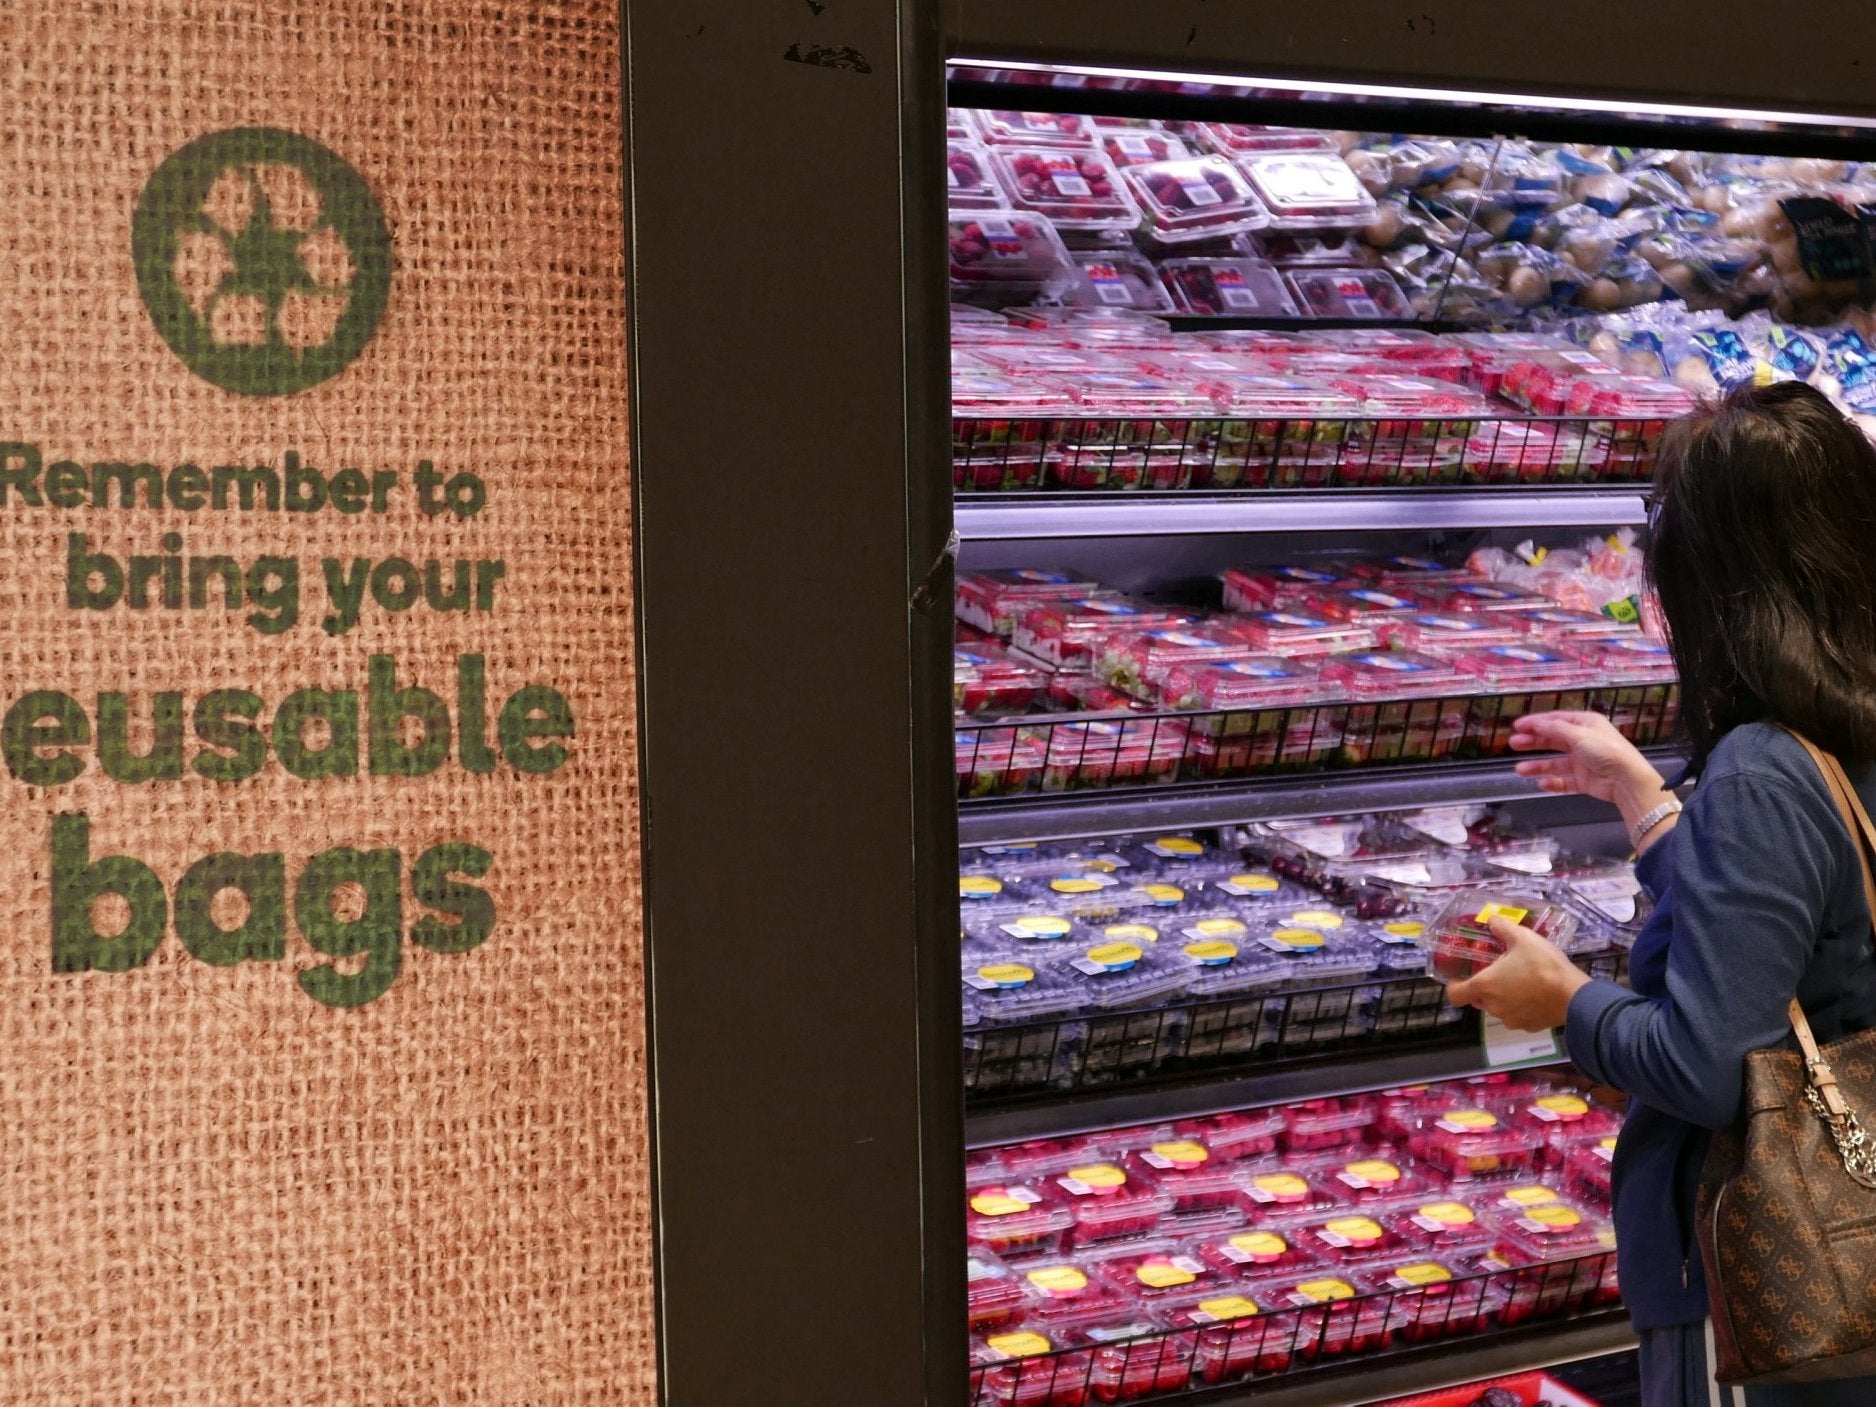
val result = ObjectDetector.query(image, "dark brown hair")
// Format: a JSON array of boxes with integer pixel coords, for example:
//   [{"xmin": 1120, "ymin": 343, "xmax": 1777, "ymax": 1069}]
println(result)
[{"xmin": 1650, "ymin": 380, "xmax": 1876, "ymax": 771}]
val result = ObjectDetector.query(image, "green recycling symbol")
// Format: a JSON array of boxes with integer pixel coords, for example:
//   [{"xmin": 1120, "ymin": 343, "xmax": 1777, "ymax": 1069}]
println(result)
[{"xmin": 132, "ymin": 127, "xmax": 392, "ymax": 396}]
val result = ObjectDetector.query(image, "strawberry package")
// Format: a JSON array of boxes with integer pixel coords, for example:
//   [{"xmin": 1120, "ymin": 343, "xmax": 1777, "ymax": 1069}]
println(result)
[
  {"xmin": 957, "ymin": 569, "xmax": 1103, "ymax": 637},
  {"xmin": 1220, "ymin": 565, "xmax": 1346, "ymax": 613},
  {"xmin": 968, "ymin": 1179, "xmax": 1078, "ymax": 1260},
  {"xmin": 949, "ymin": 212, "xmax": 1077, "ymax": 293},
  {"xmin": 948, "ymin": 138, "xmax": 1006, "ymax": 211},
  {"xmin": 989, "ymin": 145, "xmax": 1141, "ymax": 230},
  {"xmin": 971, "ymin": 109, "xmax": 1100, "ymax": 148},
  {"xmin": 1122, "ymin": 156, "xmax": 1270, "ymax": 244},
  {"xmin": 1187, "ymin": 122, "xmax": 1336, "ymax": 156},
  {"xmin": 1408, "ymin": 1106, "xmax": 1548, "ymax": 1181},
  {"xmin": 1036, "ymin": 717, "xmax": 1191, "ymax": 792},
  {"xmin": 1225, "ymin": 609, "xmax": 1378, "ymax": 659},
  {"xmin": 1098, "ymin": 124, "xmax": 1192, "ymax": 168},
  {"xmin": 1050, "ymin": 1161, "xmax": 1178, "ymax": 1246},
  {"xmin": 1238, "ymin": 153, "xmax": 1378, "ymax": 229},
  {"xmin": 956, "ymin": 644, "xmax": 1050, "ymax": 717},
  {"xmin": 1418, "ymin": 891, "xmax": 1580, "ymax": 984},
  {"xmin": 1286, "ymin": 269, "xmax": 1412, "ymax": 319},
  {"xmin": 1013, "ymin": 596, "xmax": 1191, "ymax": 669},
  {"xmin": 1065, "ymin": 251, "xmax": 1177, "ymax": 314},
  {"xmin": 1159, "ymin": 258, "xmax": 1302, "ymax": 316},
  {"xmin": 958, "ymin": 725, "xmax": 1047, "ymax": 798},
  {"xmin": 1157, "ymin": 1290, "xmax": 1298, "ymax": 1383}
]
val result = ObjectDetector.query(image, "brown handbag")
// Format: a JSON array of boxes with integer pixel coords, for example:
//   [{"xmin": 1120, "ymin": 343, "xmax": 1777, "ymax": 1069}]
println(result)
[{"xmin": 1697, "ymin": 732, "xmax": 1876, "ymax": 1385}]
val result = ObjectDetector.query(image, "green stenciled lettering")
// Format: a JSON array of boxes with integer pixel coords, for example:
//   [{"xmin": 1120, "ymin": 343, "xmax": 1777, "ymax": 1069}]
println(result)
[
  {"xmin": 175, "ymin": 852, "xmax": 287, "ymax": 965},
  {"xmin": 45, "ymin": 461, "xmax": 87, "ymax": 508},
  {"xmin": 369, "ymin": 557, "xmax": 420, "ymax": 612},
  {"xmin": 167, "ymin": 463, "xmax": 207, "ymax": 511},
  {"xmin": 51, "ymin": 814, "xmax": 166, "ymax": 973},
  {"xmin": 274, "ymin": 689, "xmax": 359, "ymax": 779},
  {"xmin": 499, "ymin": 684, "xmax": 573, "ymax": 774},
  {"xmin": 192, "ymin": 689, "xmax": 266, "ymax": 782},
  {"xmin": 0, "ymin": 442, "xmax": 42, "ymax": 505},
  {"xmin": 328, "ymin": 468, "xmax": 369, "ymax": 514},
  {"xmin": 412, "ymin": 844, "xmax": 495, "ymax": 954},
  {"xmin": 210, "ymin": 464, "xmax": 281, "ymax": 511},
  {"xmin": 295, "ymin": 847, "xmax": 402, "ymax": 1007},
  {"xmin": 283, "ymin": 451, "xmax": 326, "ymax": 513},
  {"xmin": 66, "ymin": 534, "xmax": 123, "ymax": 610},
  {"xmin": 368, "ymin": 654, "xmax": 449, "ymax": 777},
  {"xmin": 423, "ymin": 559, "xmax": 471, "ymax": 612},
  {"xmin": 245, "ymin": 557, "xmax": 299, "ymax": 635},
  {"xmin": 456, "ymin": 654, "xmax": 498, "ymax": 774},
  {"xmin": 97, "ymin": 692, "xmax": 185, "ymax": 783},
  {"xmin": 321, "ymin": 557, "xmax": 368, "ymax": 636},
  {"xmin": 91, "ymin": 460, "xmax": 162, "ymax": 509},
  {"xmin": 2, "ymin": 690, "xmax": 90, "ymax": 786}
]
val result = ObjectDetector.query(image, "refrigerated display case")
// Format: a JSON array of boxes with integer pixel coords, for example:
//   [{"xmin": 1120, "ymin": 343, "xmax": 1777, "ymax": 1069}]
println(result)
[{"xmin": 626, "ymin": 5, "xmax": 1876, "ymax": 1405}]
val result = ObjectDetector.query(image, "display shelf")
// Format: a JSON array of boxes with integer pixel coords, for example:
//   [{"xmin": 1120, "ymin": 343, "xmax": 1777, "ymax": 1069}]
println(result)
[
  {"xmin": 966, "ymin": 1038, "xmax": 1569, "ymax": 1148},
  {"xmin": 953, "ymin": 415, "xmax": 1663, "ymax": 497},
  {"xmin": 958, "ymin": 747, "xmax": 1683, "ymax": 845},
  {"xmin": 967, "ymin": 948, "xmax": 1627, "ymax": 1117},
  {"xmin": 969, "ymin": 1252, "xmax": 1622, "ymax": 1407},
  {"xmin": 956, "ymin": 489, "xmax": 1650, "ymax": 542},
  {"xmin": 958, "ymin": 687, "xmax": 1679, "ymax": 801}
]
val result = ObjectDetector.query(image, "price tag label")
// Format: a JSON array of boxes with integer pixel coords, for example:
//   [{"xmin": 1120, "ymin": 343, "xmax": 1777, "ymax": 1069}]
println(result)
[{"xmin": 1482, "ymin": 1012, "xmax": 1562, "ymax": 1069}]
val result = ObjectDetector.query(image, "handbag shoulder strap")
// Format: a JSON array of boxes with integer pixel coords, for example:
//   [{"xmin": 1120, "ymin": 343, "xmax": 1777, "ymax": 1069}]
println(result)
[{"xmin": 1781, "ymin": 729, "xmax": 1876, "ymax": 1119}]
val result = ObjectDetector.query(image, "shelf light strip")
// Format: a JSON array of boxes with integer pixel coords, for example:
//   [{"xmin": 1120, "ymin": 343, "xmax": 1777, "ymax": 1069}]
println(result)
[{"xmin": 947, "ymin": 57, "xmax": 1876, "ymax": 133}]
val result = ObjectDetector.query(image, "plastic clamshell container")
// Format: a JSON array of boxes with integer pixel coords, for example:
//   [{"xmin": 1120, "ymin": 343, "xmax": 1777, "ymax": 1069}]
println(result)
[
  {"xmin": 1320, "ymin": 649, "xmax": 1472, "ymax": 699},
  {"xmin": 951, "ymin": 570, "xmax": 1090, "ymax": 637},
  {"xmin": 1368, "ymin": 1255, "xmax": 1502, "ymax": 1341},
  {"xmin": 948, "ymin": 139, "xmax": 1006, "ymax": 211},
  {"xmin": 952, "ymin": 367, "xmax": 1075, "ymax": 417},
  {"xmin": 1124, "ymin": 1139, "xmax": 1250, "ymax": 1215},
  {"xmin": 1057, "ymin": 935, "xmax": 1192, "ymax": 1012},
  {"xmin": 1448, "ymin": 643, "xmax": 1599, "ymax": 691},
  {"xmin": 1157, "ymin": 655, "xmax": 1326, "ymax": 713},
  {"xmin": 1090, "ymin": 1242, "xmax": 1230, "ymax": 1302},
  {"xmin": 959, "ymin": 868, "xmax": 1046, "ymax": 914},
  {"xmin": 1159, "ymin": 258, "xmax": 1301, "ymax": 316},
  {"xmin": 1285, "ymin": 269, "xmax": 1411, "ymax": 319},
  {"xmin": 1423, "ymin": 581, "xmax": 1556, "ymax": 614},
  {"xmin": 964, "ymin": 950, "xmax": 1088, "ymax": 1027},
  {"xmin": 998, "ymin": 1134, "xmax": 1123, "ymax": 1180},
  {"xmin": 1550, "ymin": 856, "xmax": 1650, "ymax": 932},
  {"xmin": 1226, "ymin": 610, "xmax": 1378, "ymax": 658},
  {"xmin": 1064, "ymin": 1318, "xmax": 1195, "ymax": 1403},
  {"xmin": 1280, "ymin": 1096, "xmax": 1378, "ymax": 1154},
  {"xmin": 1419, "ymin": 891, "xmax": 1579, "ymax": 984},
  {"xmin": 1193, "ymin": 1226, "xmax": 1322, "ymax": 1280},
  {"xmin": 1379, "ymin": 612, "xmax": 1530, "ymax": 653},
  {"xmin": 1220, "ymin": 565, "xmax": 1347, "ymax": 613},
  {"xmin": 1097, "ymin": 624, "xmax": 1260, "ymax": 697},
  {"xmin": 1122, "ymin": 156, "xmax": 1270, "ymax": 243},
  {"xmin": 1293, "ymin": 1212, "xmax": 1419, "ymax": 1266},
  {"xmin": 966, "ymin": 905, "xmax": 1100, "ymax": 949},
  {"xmin": 970, "ymin": 1251, "xmax": 1035, "ymax": 1329},
  {"xmin": 970, "ymin": 1329, "xmax": 1088, "ymax": 1407},
  {"xmin": 1260, "ymin": 231, "xmax": 1364, "ymax": 267},
  {"xmin": 1563, "ymin": 374, "xmax": 1697, "ymax": 419},
  {"xmin": 1520, "ymin": 608, "xmax": 1639, "ymax": 642},
  {"xmin": 1036, "ymin": 717, "xmax": 1191, "ymax": 791},
  {"xmin": 1100, "ymin": 125, "xmax": 1192, "ymax": 167},
  {"xmin": 989, "ymin": 145, "xmax": 1142, "ymax": 231},
  {"xmin": 1390, "ymin": 1197, "xmax": 1500, "ymax": 1254},
  {"xmin": 1409, "ymin": 1107, "xmax": 1547, "ymax": 1180},
  {"xmin": 1189, "ymin": 122, "xmax": 1336, "ymax": 155},
  {"xmin": 949, "ymin": 211, "xmax": 1077, "ymax": 292},
  {"xmin": 1015, "ymin": 596, "xmax": 1191, "ymax": 669},
  {"xmin": 1173, "ymin": 1108, "xmax": 1289, "ymax": 1162},
  {"xmin": 1325, "ymin": 375, "xmax": 1494, "ymax": 420},
  {"xmin": 972, "ymin": 109, "xmax": 1099, "ymax": 148},
  {"xmin": 1303, "ymin": 587, "xmax": 1428, "ymax": 623},
  {"xmin": 1563, "ymin": 1138, "xmax": 1618, "ymax": 1205},
  {"xmin": 1017, "ymin": 1260, "xmax": 1139, "ymax": 1332},
  {"xmin": 1058, "ymin": 371, "xmax": 1218, "ymax": 416},
  {"xmin": 1515, "ymin": 1092, "xmax": 1624, "ymax": 1152},
  {"xmin": 1157, "ymin": 1289, "xmax": 1300, "ymax": 1384},
  {"xmin": 1316, "ymin": 1154, "xmax": 1441, "ymax": 1206},
  {"xmin": 968, "ymin": 1179, "xmax": 1078, "ymax": 1259},
  {"xmin": 1488, "ymin": 1197, "xmax": 1618, "ymax": 1262},
  {"xmin": 1493, "ymin": 352, "xmax": 1626, "ymax": 415},
  {"xmin": 956, "ymin": 644, "xmax": 1050, "ymax": 717},
  {"xmin": 957, "ymin": 727, "xmax": 1048, "ymax": 798},
  {"xmin": 1050, "ymin": 1160, "xmax": 1178, "ymax": 1244},
  {"xmin": 971, "ymin": 343, "xmax": 1114, "ymax": 378},
  {"xmin": 1349, "ymin": 555, "xmax": 1476, "ymax": 587},
  {"xmin": 1067, "ymin": 251, "xmax": 1178, "ymax": 313},
  {"xmin": 1236, "ymin": 1166, "xmax": 1346, "ymax": 1216},
  {"xmin": 1239, "ymin": 153, "xmax": 1377, "ymax": 228},
  {"xmin": 1568, "ymin": 634, "xmax": 1677, "ymax": 683},
  {"xmin": 1249, "ymin": 1272, "xmax": 1397, "ymax": 1356}
]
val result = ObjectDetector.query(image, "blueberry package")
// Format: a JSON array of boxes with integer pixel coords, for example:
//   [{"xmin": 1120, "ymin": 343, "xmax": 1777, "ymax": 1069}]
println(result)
[{"xmin": 0, "ymin": 4, "xmax": 649, "ymax": 1401}]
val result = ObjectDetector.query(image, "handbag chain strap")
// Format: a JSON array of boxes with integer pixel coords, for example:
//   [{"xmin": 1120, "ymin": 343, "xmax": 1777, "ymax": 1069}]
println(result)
[{"xmin": 1787, "ymin": 730, "xmax": 1876, "ymax": 1191}]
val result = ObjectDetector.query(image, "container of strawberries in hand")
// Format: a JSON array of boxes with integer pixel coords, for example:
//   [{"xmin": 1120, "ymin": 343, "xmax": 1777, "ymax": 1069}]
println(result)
[
  {"xmin": 1122, "ymin": 156, "xmax": 1270, "ymax": 244},
  {"xmin": 989, "ymin": 145, "xmax": 1142, "ymax": 231},
  {"xmin": 1417, "ymin": 891, "xmax": 1579, "ymax": 984}
]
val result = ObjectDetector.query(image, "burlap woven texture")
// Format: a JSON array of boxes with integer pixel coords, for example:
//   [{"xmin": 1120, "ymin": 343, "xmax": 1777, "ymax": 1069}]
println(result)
[{"xmin": 0, "ymin": 4, "xmax": 649, "ymax": 1404}]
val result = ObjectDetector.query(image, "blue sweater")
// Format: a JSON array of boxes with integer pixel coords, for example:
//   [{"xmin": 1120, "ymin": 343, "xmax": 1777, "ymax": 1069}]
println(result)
[{"xmin": 1564, "ymin": 721, "xmax": 1876, "ymax": 1330}]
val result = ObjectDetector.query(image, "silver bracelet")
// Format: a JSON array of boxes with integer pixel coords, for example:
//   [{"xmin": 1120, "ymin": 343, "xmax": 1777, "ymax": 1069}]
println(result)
[{"xmin": 1629, "ymin": 798, "xmax": 1683, "ymax": 850}]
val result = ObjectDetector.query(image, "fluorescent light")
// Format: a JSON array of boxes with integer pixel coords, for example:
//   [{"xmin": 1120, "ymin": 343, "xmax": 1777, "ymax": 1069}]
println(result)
[{"xmin": 947, "ymin": 58, "xmax": 1876, "ymax": 132}]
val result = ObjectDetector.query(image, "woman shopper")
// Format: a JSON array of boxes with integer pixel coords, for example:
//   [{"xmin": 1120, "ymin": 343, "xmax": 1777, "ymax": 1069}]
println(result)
[{"xmin": 1448, "ymin": 381, "xmax": 1876, "ymax": 1407}]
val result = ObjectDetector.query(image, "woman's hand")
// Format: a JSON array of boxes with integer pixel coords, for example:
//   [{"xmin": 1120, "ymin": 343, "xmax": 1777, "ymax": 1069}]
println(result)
[
  {"xmin": 1510, "ymin": 710, "xmax": 1677, "ymax": 844},
  {"xmin": 1447, "ymin": 916, "xmax": 1592, "ymax": 1033}
]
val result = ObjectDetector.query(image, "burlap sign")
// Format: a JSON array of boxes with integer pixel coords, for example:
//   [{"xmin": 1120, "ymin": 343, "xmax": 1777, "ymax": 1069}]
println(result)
[{"xmin": 0, "ymin": 4, "xmax": 651, "ymax": 1402}]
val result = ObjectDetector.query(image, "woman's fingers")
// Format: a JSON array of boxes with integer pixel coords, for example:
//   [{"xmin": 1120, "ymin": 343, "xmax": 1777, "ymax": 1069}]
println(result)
[{"xmin": 1513, "ymin": 756, "xmax": 1573, "ymax": 777}]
